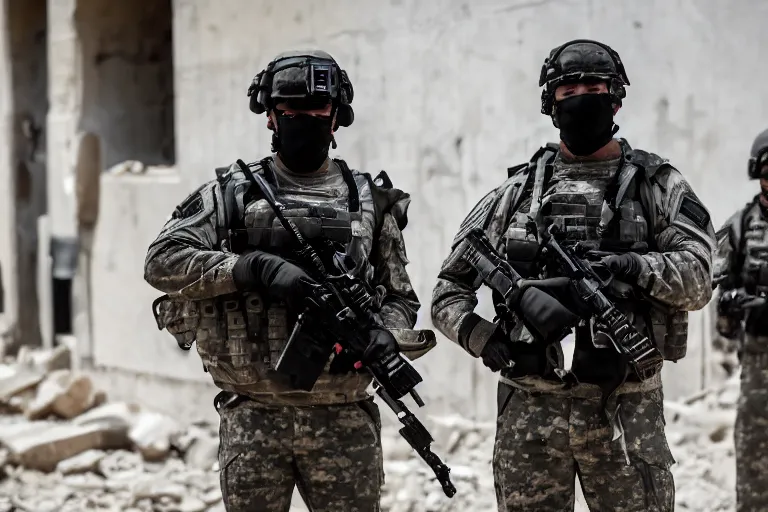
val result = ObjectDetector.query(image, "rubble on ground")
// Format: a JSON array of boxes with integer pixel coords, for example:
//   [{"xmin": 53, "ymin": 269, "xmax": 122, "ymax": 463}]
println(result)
[
  {"xmin": 378, "ymin": 374, "xmax": 740, "ymax": 512},
  {"xmin": 0, "ymin": 344, "xmax": 741, "ymax": 511},
  {"xmin": 0, "ymin": 346, "xmax": 223, "ymax": 511}
]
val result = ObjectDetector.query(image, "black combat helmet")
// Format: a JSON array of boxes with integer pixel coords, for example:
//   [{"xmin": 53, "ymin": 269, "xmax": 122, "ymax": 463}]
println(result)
[
  {"xmin": 248, "ymin": 49, "xmax": 354, "ymax": 128},
  {"xmin": 539, "ymin": 39, "xmax": 630, "ymax": 119},
  {"xmin": 748, "ymin": 128, "xmax": 768, "ymax": 179}
]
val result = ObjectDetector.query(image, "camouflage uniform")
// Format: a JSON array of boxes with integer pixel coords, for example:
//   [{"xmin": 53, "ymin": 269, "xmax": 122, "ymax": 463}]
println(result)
[
  {"xmin": 433, "ymin": 141, "xmax": 715, "ymax": 511},
  {"xmin": 145, "ymin": 50, "xmax": 428, "ymax": 511},
  {"xmin": 714, "ymin": 196, "xmax": 768, "ymax": 511}
]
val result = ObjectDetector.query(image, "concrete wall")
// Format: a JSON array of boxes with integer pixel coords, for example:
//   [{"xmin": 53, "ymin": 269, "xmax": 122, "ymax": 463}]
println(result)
[
  {"xmin": 73, "ymin": 0, "xmax": 768, "ymax": 420},
  {"xmin": 1, "ymin": 0, "xmax": 48, "ymax": 351},
  {"xmin": 76, "ymin": 0, "xmax": 174, "ymax": 168},
  {"xmin": 0, "ymin": 0, "xmax": 16, "ymax": 346}
]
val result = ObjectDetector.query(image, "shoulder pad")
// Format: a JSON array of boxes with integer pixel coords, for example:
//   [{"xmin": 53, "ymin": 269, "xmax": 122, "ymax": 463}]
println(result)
[
  {"xmin": 215, "ymin": 159, "xmax": 268, "ymax": 228},
  {"xmin": 372, "ymin": 170, "xmax": 393, "ymax": 189},
  {"xmin": 507, "ymin": 162, "xmax": 527, "ymax": 178},
  {"xmin": 724, "ymin": 197, "xmax": 760, "ymax": 248},
  {"xmin": 358, "ymin": 170, "xmax": 410, "ymax": 231},
  {"xmin": 625, "ymin": 149, "xmax": 670, "ymax": 179},
  {"xmin": 718, "ymin": 208, "xmax": 745, "ymax": 245}
]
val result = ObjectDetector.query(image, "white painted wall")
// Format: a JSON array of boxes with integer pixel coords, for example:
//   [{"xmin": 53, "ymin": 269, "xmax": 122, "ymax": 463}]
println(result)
[{"xmin": 73, "ymin": 0, "xmax": 768, "ymax": 420}]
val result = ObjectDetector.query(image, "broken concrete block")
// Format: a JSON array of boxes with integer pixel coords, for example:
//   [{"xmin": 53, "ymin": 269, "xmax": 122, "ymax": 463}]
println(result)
[
  {"xmin": 129, "ymin": 412, "xmax": 180, "ymax": 462},
  {"xmin": 4, "ymin": 386, "xmax": 36, "ymax": 413},
  {"xmin": 51, "ymin": 374, "xmax": 95, "ymax": 419},
  {"xmin": 25, "ymin": 370, "xmax": 96, "ymax": 420},
  {"xmin": 130, "ymin": 475, "xmax": 187, "ymax": 502},
  {"xmin": 0, "ymin": 421, "xmax": 129, "ymax": 472},
  {"xmin": 62, "ymin": 472, "xmax": 107, "ymax": 491},
  {"xmin": 39, "ymin": 345, "xmax": 72, "ymax": 373},
  {"xmin": 56, "ymin": 449, "xmax": 106, "ymax": 475},
  {"xmin": 183, "ymin": 435, "xmax": 219, "ymax": 471},
  {"xmin": 72, "ymin": 402, "xmax": 141, "ymax": 430},
  {"xmin": 178, "ymin": 496, "xmax": 208, "ymax": 512},
  {"xmin": 25, "ymin": 369, "xmax": 70, "ymax": 420},
  {"xmin": 0, "ymin": 368, "xmax": 45, "ymax": 403},
  {"xmin": 99, "ymin": 450, "xmax": 144, "ymax": 481}
]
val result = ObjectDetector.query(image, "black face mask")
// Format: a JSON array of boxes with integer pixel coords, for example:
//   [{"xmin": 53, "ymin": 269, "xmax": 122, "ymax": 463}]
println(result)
[
  {"xmin": 555, "ymin": 93, "xmax": 616, "ymax": 156},
  {"xmin": 274, "ymin": 113, "xmax": 334, "ymax": 173}
]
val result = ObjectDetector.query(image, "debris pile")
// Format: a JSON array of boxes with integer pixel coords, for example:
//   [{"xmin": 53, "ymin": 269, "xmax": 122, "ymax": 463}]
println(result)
[
  {"xmin": 378, "ymin": 375, "xmax": 740, "ymax": 512},
  {"xmin": 0, "ymin": 346, "xmax": 223, "ymax": 512}
]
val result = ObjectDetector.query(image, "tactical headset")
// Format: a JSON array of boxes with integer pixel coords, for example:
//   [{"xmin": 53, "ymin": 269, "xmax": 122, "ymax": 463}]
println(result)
[
  {"xmin": 748, "ymin": 129, "xmax": 768, "ymax": 180},
  {"xmin": 247, "ymin": 51, "xmax": 354, "ymax": 128}
]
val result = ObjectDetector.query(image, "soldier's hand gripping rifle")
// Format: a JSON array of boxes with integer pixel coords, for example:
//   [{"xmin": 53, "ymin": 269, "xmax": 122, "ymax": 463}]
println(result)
[
  {"xmin": 235, "ymin": 160, "xmax": 456, "ymax": 498},
  {"xmin": 448, "ymin": 228, "xmax": 578, "ymax": 345},
  {"xmin": 537, "ymin": 224, "xmax": 664, "ymax": 381},
  {"xmin": 718, "ymin": 288, "xmax": 767, "ymax": 317}
]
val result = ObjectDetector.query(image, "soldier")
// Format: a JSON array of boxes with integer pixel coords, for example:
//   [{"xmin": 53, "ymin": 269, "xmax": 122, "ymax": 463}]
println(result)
[
  {"xmin": 432, "ymin": 39, "xmax": 715, "ymax": 511},
  {"xmin": 144, "ymin": 50, "xmax": 431, "ymax": 512},
  {"xmin": 714, "ymin": 128, "xmax": 768, "ymax": 512}
]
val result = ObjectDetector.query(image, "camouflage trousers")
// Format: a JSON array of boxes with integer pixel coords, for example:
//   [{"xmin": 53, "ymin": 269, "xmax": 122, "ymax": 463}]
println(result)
[
  {"xmin": 735, "ymin": 352, "xmax": 768, "ymax": 511},
  {"xmin": 217, "ymin": 395, "xmax": 383, "ymax": 512},
  {"xmin": 493, "ymin": 381, "xmax": 675, "ymax": 511}
]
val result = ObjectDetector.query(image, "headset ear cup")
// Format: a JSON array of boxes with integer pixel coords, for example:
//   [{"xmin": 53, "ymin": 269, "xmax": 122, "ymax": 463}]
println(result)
[
  {"xmin": 336, "ymin": 105, "xmax": 354, "ymax": 127},
  {"xmin": 749, "ymin": 158, "xmax": 757, "ymax": 180},
  {"xmin": 250, "ymin": 94, "xmax": 266, "ymax": 114}
]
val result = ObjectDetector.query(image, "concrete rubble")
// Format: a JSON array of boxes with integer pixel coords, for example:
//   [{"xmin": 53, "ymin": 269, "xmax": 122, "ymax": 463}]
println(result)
[
  {"xmin": 376, "ymin": 373, "xmax": 740, "ymax": 512},
  {"xmin": 0, "ymin": 346, "xmax": 223, "ymax": 511},
  {"xmin": 0, "ymin": 343, "xmax": 742, "ymax": 511}
]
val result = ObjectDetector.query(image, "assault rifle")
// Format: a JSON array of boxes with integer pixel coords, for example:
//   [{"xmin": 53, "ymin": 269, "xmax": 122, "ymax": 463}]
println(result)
[
  {"xmin": 536, "ymin": 224, "xmax": 664, "ymax": 381},
  {"xmin": 235, "ymin": 160, "xmax": 456, "ymax": 498},
  {"xmin": 454, "ymin": 226, "xmax": 663, "ymax": 381}
]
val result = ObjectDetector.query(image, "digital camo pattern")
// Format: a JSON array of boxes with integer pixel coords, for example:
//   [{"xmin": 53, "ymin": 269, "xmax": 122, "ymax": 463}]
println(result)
[
  {"xmin": 635, "ymin": 166, "xmax": 714, "ymax": 312},
  {"xmin": 493, "ymin": 382, "xmax": 674, "ymax": 512},
  {"xmin": 144, "ymin": 179, "xmax": 239, "ymax": 300},
  {"xmin": 145, "ymin": 157, "xmax": 421, "ymax": 406},
  {"xmin": 218, "ymin": 397, "xmax": 383, "ymax": 511},
  {"xmin": 432, "ymin": 142, "xmax": 710, "ymax": 511},
  {"xmin": 714, "ymin": 200, "xmax": 768, "ymax": 511},
  {"xmin": 736, "ymin": 352, "xmax": 768, "ymax": 512},
  {"xmin": 432, "ymin": 145, "xmax": 715, "ymax": 358},
  {"xmin": 374, "ymin": 212, "xmax": 420, "ymax": 329}
]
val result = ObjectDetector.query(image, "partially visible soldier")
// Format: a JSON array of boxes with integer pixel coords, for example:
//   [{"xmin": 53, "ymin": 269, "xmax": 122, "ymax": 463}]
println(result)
[
  {"xmin": 144, "ymin": 50, "xmax": 431, "ymax": 512},
  {"xmin": 714, "ymin": 128, "xmax": 768, "ymax": 512},
  {"xmin": 432, "ymin": 39, "xmax": 715, "ymax": 511}
]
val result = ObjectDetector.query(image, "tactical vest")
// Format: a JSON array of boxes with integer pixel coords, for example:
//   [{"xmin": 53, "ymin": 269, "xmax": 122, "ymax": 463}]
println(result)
[
  {"xmin": 737, "ymin": 199, "xmax": 768, "ymax": 346},
  {"xmin": 739, "ymin": 200, "xmax": 768, "ymax": 294},
  {"xmin": 502, "ymin": 142, "xmax": 688, "ymax": 364},
  {"xmin": 193, "ymin": 158, "xmax": 383, "ymax": 405}
]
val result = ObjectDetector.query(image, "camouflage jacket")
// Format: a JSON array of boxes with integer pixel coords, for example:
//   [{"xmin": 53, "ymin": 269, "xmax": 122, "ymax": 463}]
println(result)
[
  {"xmin": 432, "ymin": 140, "xmax": 715, "ymax": 384},
  {"xmin": 144, "ymin": 156, "xmax": 426, "ymax": 405}
]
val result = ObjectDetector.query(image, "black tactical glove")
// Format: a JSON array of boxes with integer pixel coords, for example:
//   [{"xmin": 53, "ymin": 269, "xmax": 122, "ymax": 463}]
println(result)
[
  {"xmin": 515, "ymin": 287, "xmax": 580, "ymax": 344},
  {"xmin": 232, "ymin": 250, "xmax": 318, "ymax": 311},
  {"xmin": 328, "ymin": 327, "xmax": 400, "ymax": 375},
  {"xmin": 479, "ymin": 333, "xmax": 517, "ymax": 373},
  {"xmin": 598, "ymin": 253, "xmax": 646, "ymax": 281},
  {"xmin": 362, "ymin": 328, "xmax": 400, "ymax": 366}
]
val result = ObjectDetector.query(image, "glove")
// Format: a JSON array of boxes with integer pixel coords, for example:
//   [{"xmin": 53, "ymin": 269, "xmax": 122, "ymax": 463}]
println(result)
[
  {"xmin": 479, "ymin": 335, "xmax": 517, "ymax": 373},
  {"xmin": 515, "ymin": 287, "xmax": 579, "ymax": 344},
  {"xmin": 232, "ymin": 250, "xmax": 318, "ymax": 311},
  {"xmin": 598, "ymin": 253, "xmax": 646, "ymax": 282},
  {"xmin": 362, "ymin": 328, "xmax": 400, "ymax": 366},
  {"xmin": 329, "ymin": 328, "xmax": 399, "ymax": 375}
]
